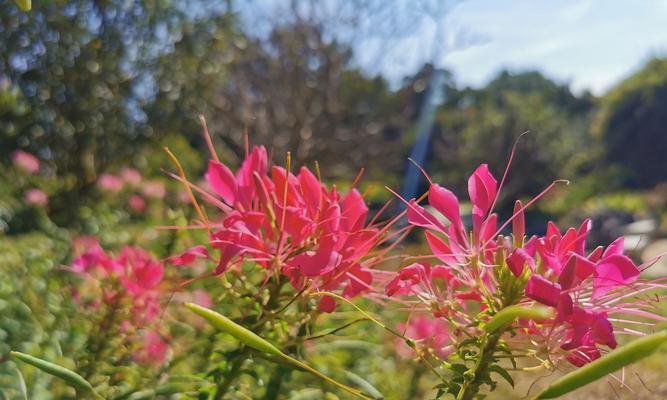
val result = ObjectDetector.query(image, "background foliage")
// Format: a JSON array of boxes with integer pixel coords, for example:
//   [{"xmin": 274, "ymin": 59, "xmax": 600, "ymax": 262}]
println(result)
[{"xmin": 2, "ymin": 1, "xmax": 667, "ymax": 399}]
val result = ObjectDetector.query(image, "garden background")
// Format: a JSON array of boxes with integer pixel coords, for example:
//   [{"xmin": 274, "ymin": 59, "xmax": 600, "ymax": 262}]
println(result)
[{"xmin": 2, "ymin": 1, "xmax": 667, "ymax": 399}]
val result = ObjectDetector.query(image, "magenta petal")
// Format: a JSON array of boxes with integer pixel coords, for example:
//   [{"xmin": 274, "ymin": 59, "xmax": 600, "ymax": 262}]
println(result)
[
  {"xmin": 428, "ymin": 184, "xmax": 462, "ymax": 229},
  {"xmin": 169, "ymin": 246, "xmax": 209, "ymax": 266},
  {"xmin": 467, "ymin": 164, "xmax": 497, "ymax": 215},
  {"xmin": 406, "ymin": 200, "xmax": 446, "ymax": 232},
  {"xmin": 558, "ymin": 256, "xmax": 578, "ymax": 289},
  {"xmin": 602, "ymin": 237, "xmax": 625, "ymax": 258},
  {"xmin": 205, "ymin": 160, "xmax": 237, "ymax": 205},
  {"xmin": 341, "ymin": 189, "xmax": 369, "ymax": 231},
  {"xmin": 525, "ymin": 275, "xmax": 562, "ymax": 307},
  {"xmin": 592, "ymin": 254, "xmax": 640, "ymax": 299},
  {"xmin": 506, "ymin": 248, "xmax": 534, "ymax": 277},
  {"xmin": 318, "ymin": 295, "xmax": 337, "ymax": 313},
  {"xmin": 555, "ymin": 293, "xmax": 573, "ymax": 322},
  {"xmin": 298, "ymin": 166, "xmax": 322, "ymax": 216},
  {"xmin": 589, "ymin": 313, "xmax": 617, "ymax": 349},
  {"xmin": 425, "ymin": 231, "xmax": 457, "ymax": 264},
  {"xmin": 566, "ymin": 345, "xmax": 600, "ymax": 367},
  {"xmin": 293, "ymin": 249, "xmax": 342, "ymax": 277}
]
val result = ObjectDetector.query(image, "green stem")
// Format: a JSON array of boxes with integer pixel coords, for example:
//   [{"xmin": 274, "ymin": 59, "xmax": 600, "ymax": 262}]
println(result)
[
  {"xmin": 81, "ymin": 299, "xmax": 119, "ymax": 380},
  {"xmin": 212, "ymin": 278, "xmax": 286, "ymax": 399},
  {"xmin": 456, "ymin": 332, "xmax": 502, "ymax": 400},
  {"xmin": 213, "ymin": 351, "xmax": 247, "ymax": 400}
]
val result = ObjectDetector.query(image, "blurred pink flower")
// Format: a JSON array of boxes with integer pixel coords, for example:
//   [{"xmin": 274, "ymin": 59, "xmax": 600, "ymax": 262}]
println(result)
[
  {"xmin": 142, "ymin": 180, "xmax": 166, "ymax": 199},
  {"xmin": 12, "ymin": 150, "xmax": 40, "ymax": 174},
  {"xmin": 24, "ymin": 188, "xmax": 48, "ymax": 206},
  {"xmin": 396, "ymin": 316, "xmax": 451, "ymax": 359},
  {"xmin": 128, "ymin": 194, "xmax": 146, "ymax": 212},
  {"xmin": 70, "ymin": 239, "xmax": 165, "ymax": 325},
  {"xmin": 97, "ymin": 173, "xmax": 124, "ymax": 193},
  {"xmin": 133, "ymin": 330, "xmax": 169, "ymax": 366},
  {"xmin": 120, "ymin": 167, "xmax": 142, "ymax": 186}
]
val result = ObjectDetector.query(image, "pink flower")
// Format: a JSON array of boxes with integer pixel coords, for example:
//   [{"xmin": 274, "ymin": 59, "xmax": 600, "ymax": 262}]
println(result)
[
  {"xmin": 142, "ymin": 181, "xmax": 166, "ymax": 199},
  {"xmin": 70, "ymin": 239, "xmax": 165, "ymax": 325},
  {"xmin": 133, "ymin": 330, "xmax": 169, "ymax": 366},
  {"xmin": 97, "ymin": 174, "xmax": 124, "ymax": 193},
  {"xmin": 168, "ymin": 246, "xmax": 209, "ymax": 266},
  {"xmin": 396, "ymin": 317, "xmax": 451, "ymax": 359},
  {"xmin": 128, "ymin": 194, "xmax": 146, "ymax": 212},
  {"xmin": 24, "ymin": 188, "xmax": 48, "ymax": 206},
  {"xmin": 522, "ymin": 222, "xmax": 646, "ymax": 365},
  {"xmin": 387, "ymin": 161, "xmax": 666, "ymax": 368},
  {"xmin": 120, "ymin": 167, "xmax": 142, "ymax": 186},
  {"xmin": 12, "ymin": 150, "xmax": 40, "ymax": 174},
  {"xmin": 176, "ymin": 145, "xmax": 389, "ymax": 311}
]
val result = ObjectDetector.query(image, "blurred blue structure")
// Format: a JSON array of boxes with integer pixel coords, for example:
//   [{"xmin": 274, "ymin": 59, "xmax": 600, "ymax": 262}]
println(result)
[{"xmin": 399, "ymin": 68, "xmax": 447, "ymax": 203}]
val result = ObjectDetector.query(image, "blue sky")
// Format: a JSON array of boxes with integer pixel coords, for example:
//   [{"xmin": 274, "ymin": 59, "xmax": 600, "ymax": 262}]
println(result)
[{"xmin": 354, "ymin": 0, "xmax": 667, "ymax": 95}]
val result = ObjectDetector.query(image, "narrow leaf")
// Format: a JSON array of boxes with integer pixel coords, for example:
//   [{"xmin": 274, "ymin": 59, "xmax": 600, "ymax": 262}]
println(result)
[
  {"xmin": 537, "ymin": 330, "xmax": 667, "ymax": 399},
  {"xmin": 344, "ymin": 371, "xmax": 384, "ymax": 399},
  {"xmin": 488, "ymin": 365, "xmax": 514, "ymax": 388}
]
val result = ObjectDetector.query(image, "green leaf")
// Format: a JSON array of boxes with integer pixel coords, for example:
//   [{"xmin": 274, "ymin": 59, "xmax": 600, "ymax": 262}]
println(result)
[
  {"xmin": 14, "ymin": 367, "xmax": 28, "ymax": 400},
  {"xmin": 537, "ymin": 330, "xmax": 667, "ymax": 399},
  {"xmin": 488, "ymin": 365, "xmax": 514, "ymax": 388},
  {"xmin": 344, "ymin": 371, "xmax": 384, "ymax": 399}
]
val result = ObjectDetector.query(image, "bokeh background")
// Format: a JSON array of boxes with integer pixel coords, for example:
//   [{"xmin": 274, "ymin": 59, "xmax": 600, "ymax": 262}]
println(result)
[{"xmin": 2, "ymin": 1, "xmax": 667, "ymax": 398}]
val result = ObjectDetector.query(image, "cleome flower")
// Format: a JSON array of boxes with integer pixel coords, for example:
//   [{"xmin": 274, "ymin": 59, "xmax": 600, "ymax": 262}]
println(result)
[
  {"xmin": 70, "ymin": 237, "xmax": 169, "ymax": 364},
  {"xmin": 386, "ymin": 163, "xmax": 667, "ymax": 368},
  {"xmin": 170, "ymin": 141, "xmax": 393, "ymax": 312}
]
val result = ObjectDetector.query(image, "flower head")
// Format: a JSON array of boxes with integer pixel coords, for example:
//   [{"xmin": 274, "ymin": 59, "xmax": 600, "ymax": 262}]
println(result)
[
  {"xmin": 24, "ymin": 188, "xmax": 48, "ymax": 206},
  {"xmin": 387, "ymin": 163, "xmax": 666, "ymax": 368},
  {"xmin": 174, "ymin": 145, "xmax": 390, "ymax": 312},
  {"xmin": 70, "ymin": 237, "xmax": 169, "ymax": 358},
  {"xmin": 12, "ymin": 150, "xmax": 40, "ymax": 174}
]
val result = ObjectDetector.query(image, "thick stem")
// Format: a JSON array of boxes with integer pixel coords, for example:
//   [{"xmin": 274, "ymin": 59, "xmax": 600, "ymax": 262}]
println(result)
[
  {"xmin": 262, "ymin": 313, "xmax": 311, "ymax": 400},
  {"xmin": 213, "ymin": 352, "xmax": 247, "ymax": 400},
  {"xmin": 81, "ymin": 299, "xmax": 119, "ymax": 380},
  {"xmin": 213, "ymin": 278, "xmax": 286, "ymax": 399},
  {"xmin": 262, "ymin": 364, "xmax": 289, "ymax": 400},
  {"xmin": 407, "ymin": 366, "xmax": 424, "ymax": 399},
  {"xmin": 457, "ymin": 333, "xmax": 502, "ymax": 400}
]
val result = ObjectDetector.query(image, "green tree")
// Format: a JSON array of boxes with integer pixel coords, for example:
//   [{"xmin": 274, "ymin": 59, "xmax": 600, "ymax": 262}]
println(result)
[
  {"xmin": 430, "ymin": 70, "xmax": 594, "ymax": 207},
  {"xmin": 593, "ymin": 57, "xmax": 667, "ymax": 188}
]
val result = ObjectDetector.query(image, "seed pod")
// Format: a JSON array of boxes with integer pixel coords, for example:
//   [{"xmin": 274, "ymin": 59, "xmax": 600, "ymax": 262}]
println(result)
[
  {"xmin": 185, "ymin": 302, "xmax": 281, "ymax": 356},
  {"xmin": 483, "ymin": 305, "xmax": 553, "ymax": 333},
  {"xmin": 537, "ymin": 330, "xmax": 667, "ymax": 399},
  {"xmin": 10, "ymin": 351, "xmax": 96, "ymax": 395}
]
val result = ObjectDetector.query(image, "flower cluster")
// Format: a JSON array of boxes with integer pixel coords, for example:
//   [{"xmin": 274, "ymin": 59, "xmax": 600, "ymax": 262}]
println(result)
[
  {"xmin": 97, "ymin": 167, "xmax": 167, "ymax": 212},
  {"xmin": 175, "ymin": 145, "xmax": 389, "ymax": 312},
  {"xmin": 387, "ymin": 164, "xmax": 665, "ymax": 367},
  {"xmin": 70, "ymin": 237, "xmax": 169, "ymax": 365},
  {"xmin": 11, "ymin": 149, "xmax": 48, "ymax": 207}
]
